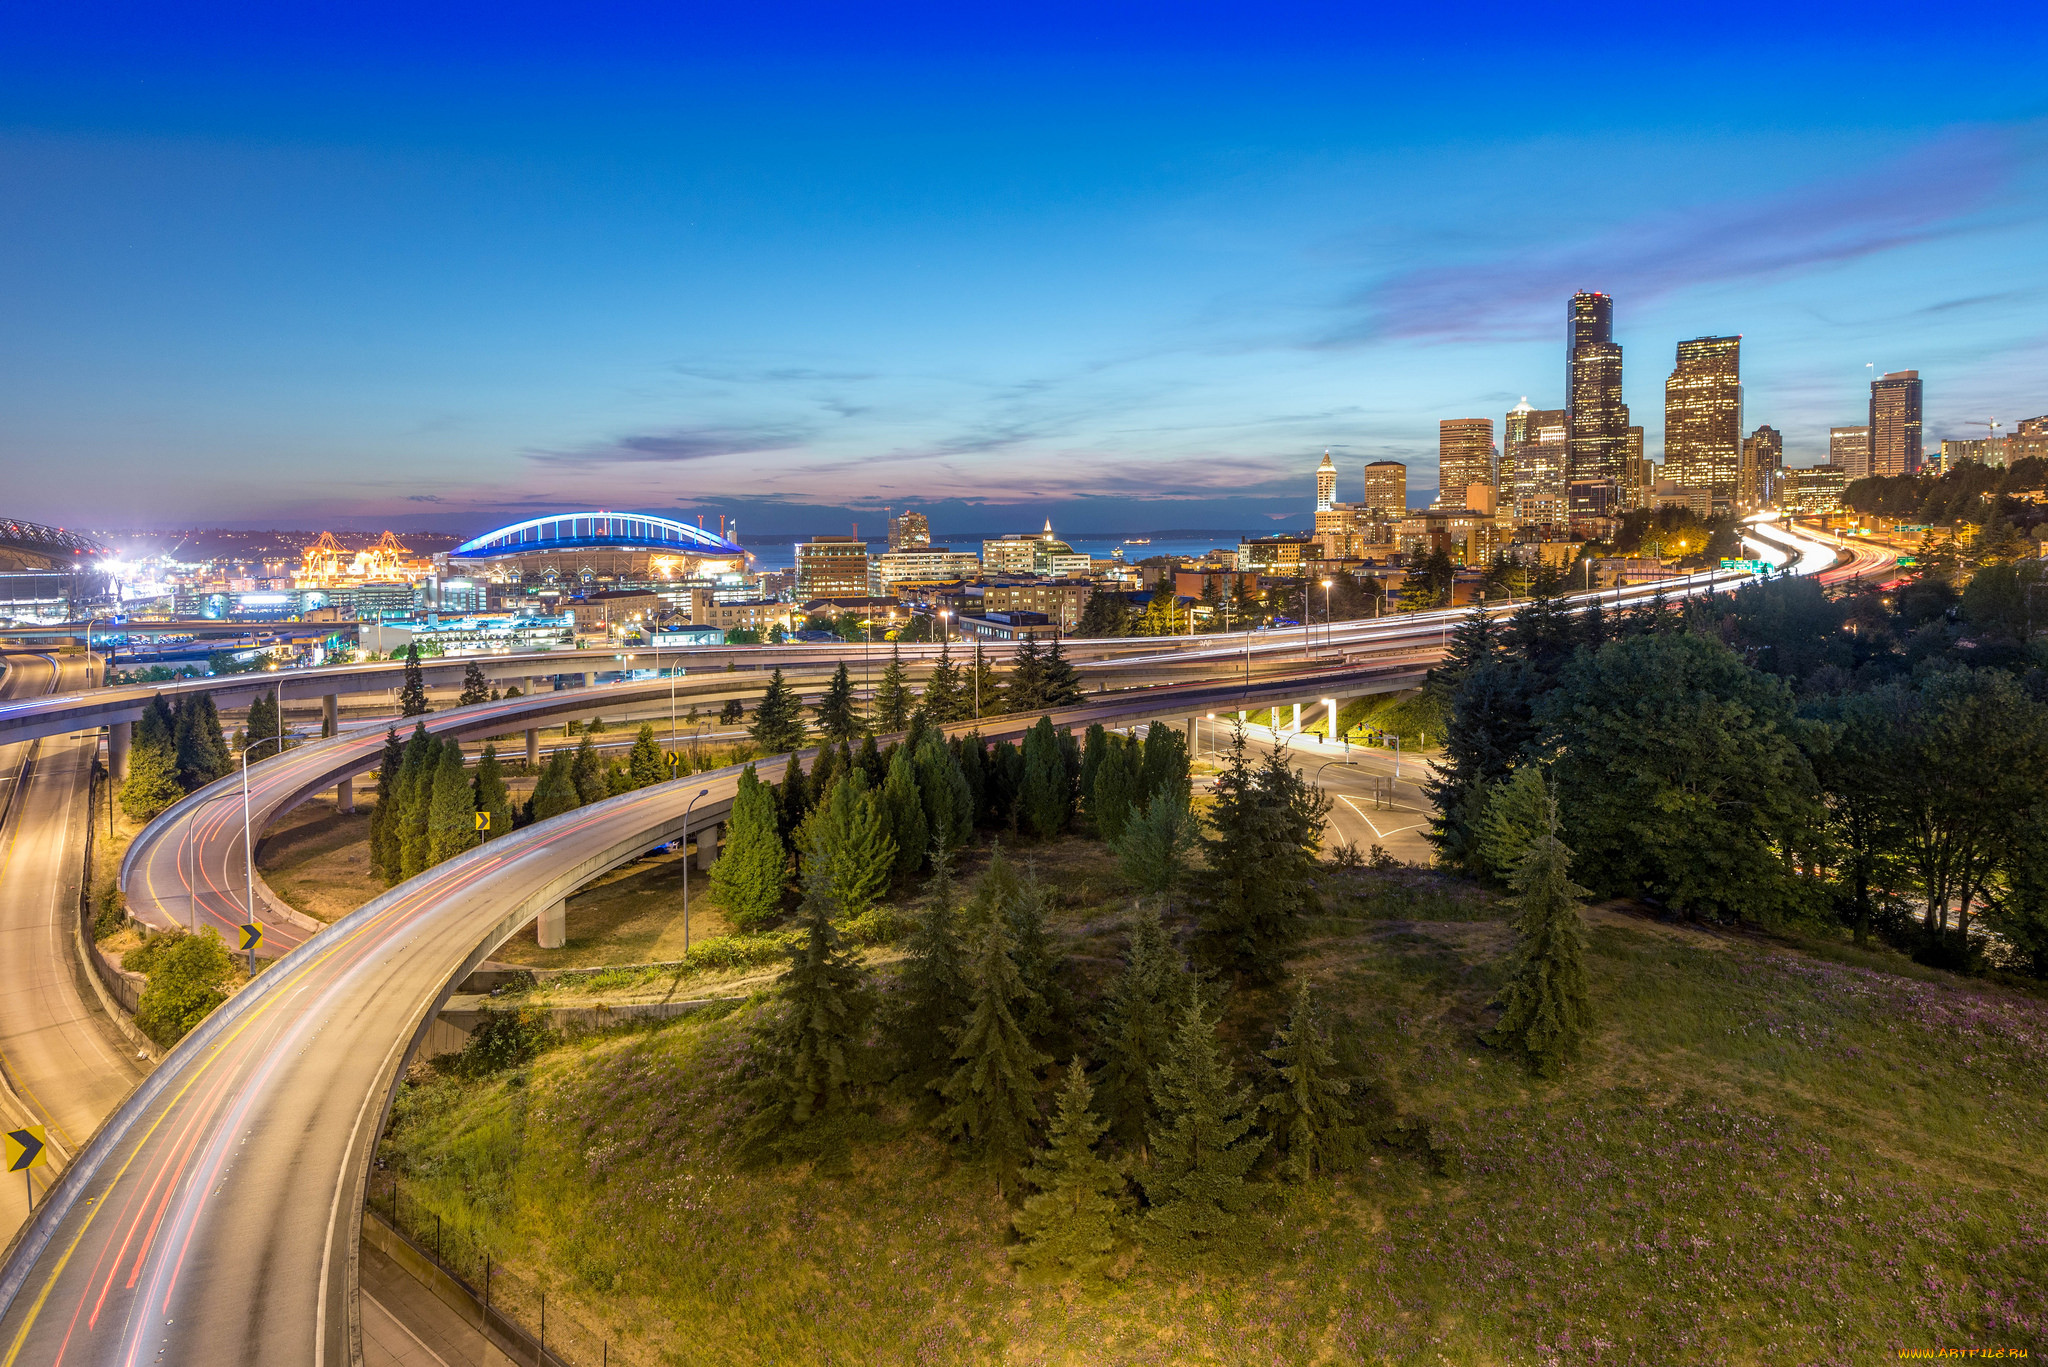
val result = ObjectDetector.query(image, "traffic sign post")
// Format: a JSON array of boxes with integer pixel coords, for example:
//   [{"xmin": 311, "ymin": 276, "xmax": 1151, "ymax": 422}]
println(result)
[
  {"xmin": 238, "ymin": 920, "xmax": 265, "ymax": 976},
  {"xmin": 474, "ymin": 811, "xmax": 491, "ymax": 832},
  {"xmin": 6, "ymin": 1124, "xmax": 47, "ymax": 1212}
]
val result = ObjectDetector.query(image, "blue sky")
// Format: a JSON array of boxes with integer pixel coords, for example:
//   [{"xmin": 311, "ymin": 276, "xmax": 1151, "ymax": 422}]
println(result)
[{"xmin": 3, "ymin": 2, "xmax": 2045, "ymax": 534}]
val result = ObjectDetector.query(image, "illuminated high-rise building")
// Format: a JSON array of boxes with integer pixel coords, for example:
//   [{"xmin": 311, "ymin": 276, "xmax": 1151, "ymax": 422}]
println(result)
[
  {"xmin": 1361, "ymin": 460, "xmax": 1407, "ymax": 516},
  {"xmin": 1566, "ymin": 292, "xmax": 1630, "ymax": 511},
  {"xmin": 1663, "ymin": 335, "xmax": 1743, "ymax": 509},
  {"xmin": 1869, "ymin": 370, "xmax": 1923, "ymax": 477},
  {"xmin": 1438, "ymin": 419, "xmax": 1494, "ymax": 504},
  {"xmin": 1830, "ymin": 425, "xmax": 1871, "ymax": 479},
  {"xmin": 1315, "ymin": 450, "xmax": 1337, "ymax": 511},
  {"xmin": 1502, "ymin": 399, "xmax": 1569, "ymax": 521},
  {"xmin": 887, "ymin": 509, "xmax": 931, "ymax": 552},
  {"xmin": 1739, "ymin": 424, "xmax": 1783, "ymax": 509},
  {"xmin": 2011, "ymin": 415, "xmax": 2048, "ymax": 463}
]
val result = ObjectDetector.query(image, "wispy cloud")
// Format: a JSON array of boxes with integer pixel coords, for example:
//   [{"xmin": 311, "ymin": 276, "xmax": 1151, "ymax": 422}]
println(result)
[
  {"xmin": 526, "ymin": 424, "xmax": 811, "ymax": 467},
  {"xmin": 1326, "ymin": 125, "xmax": 2036, "ymax": 346}
]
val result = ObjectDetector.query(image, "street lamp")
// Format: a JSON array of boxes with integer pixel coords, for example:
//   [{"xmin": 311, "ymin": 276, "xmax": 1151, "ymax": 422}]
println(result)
[
  {"xmin": 240, "ymin": 728, "xmax": 291, "ymax": 933},
  {"xmin": 1204, "ymin": 712, "xmax": 1215, "ymax": 759},
  {"xmin": 1320, "ymin": 579, "xmax": 1333, "ymax": 659},
  {"xmin": 683, "ymin": 787, "xmax": 710, "ymax": 957}
]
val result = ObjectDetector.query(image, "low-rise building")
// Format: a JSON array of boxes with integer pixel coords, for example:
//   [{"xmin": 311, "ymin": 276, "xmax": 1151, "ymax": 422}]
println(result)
[
  {"xmin": 692, "ymin": 599, "xmax": 798, "ymax": 635},
  {"xmin": 801, "ymin": 596, "xmax": 909, "ymax": 631},
  {"xmin": 869, "ymin": 549, "xmax": 982, "ymax": 594},
  {"xmin": 955, "ymin": 610, "xmax": 1060, "ymax": 642},
  {"xmin": 569, "ymin": 588, "xmax": 662, "ymax": 635},
  {"xmin": 1781, "ymin": 465, "xmax": 1848, "ymax": 515},
  {"xmin": 980, "ymin": 578, "xmax": 1093, "ymax": 631},
  {"xmin": 1237, "ymin": 534, "xmax": 1322, "ymax": 576},
  {"xmin": 795, "ymin": 536, "xmax": 871, "ymax": 599}
]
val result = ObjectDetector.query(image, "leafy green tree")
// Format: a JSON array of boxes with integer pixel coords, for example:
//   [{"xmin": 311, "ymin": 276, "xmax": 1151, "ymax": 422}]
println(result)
[
  {"xmin": 1261, "ymin": 981, "xmax": 1353, "ymax": 1180},
  {"xmin": 1095, "ymin": 906, "xmax": 1191, "ymax": 1154},
  {"xmin": 914, "ymin": 730, "xmax": 974, "ymax": 853},
  {"xmin": 1020, "ymin": 716, "xmax": 1069, "ymax": 839},
  {"xmin": 743, "ymin": 860, "xmax": 873, "ymax": 1151},
  {"xmin": 814, "ymin": 661, "xmax": 864, "ymax": 746},
  {"xmin": 457, "ymin": 661, "xmax": 489, "ymax": 707},
  {"xmin": 133, "ymin": 928, "xmax": 236, "ymax": 1047},
  {"xmin": 529, "ymin": 750, "xmax": 582, "ymax": 822},
  {"xmin": 1113, "ymin": 786, "xmax": 1200, "ymax": 903},
  {"xmin": 890, "ymin": 849, "xmax": 970, "ymax": 1082},
  {"xmin": 1539, "ymin": 632, "xmax": 1821, "ymax": 924},
  {"xmin": 871, "ymin": 645, "xmax": 914, "ymax": 733},
  {"xmin": 398, "ymin": 642, "xmax": 430, "ymax": 716},
  {"xmin": 1472, "ymin": 764, "xmax": 1549, "ymax": 886},
  {"xmin": 472, "ymin": 743, "xmax": 513, "ymax": 841},
  {"xmin": 1012, "ymin": 1059, "xmax": 1124, "ymax": 1279},
  {"xmin": 749, "ymin": 668, "xmax": 808, "ymax": 753},
  {"xmin": 1040, "ymin": 637, "xmax": 1084, "ymax": 707},
  {"xmin": 1482, "ymin": 783, "xmax": 1594, "ymax": 1079},
  {"xmin": 710, "ymin": 764, "xmax": 788, "ymax": 930},
  {"xmin": 569, "ymin": 733, "xmax": 607, "ymax": 805},
  {"xmin": 426, "ymin": 739, "xmax": 478, "ymax": 866},
  {"xmin": 627, "ymin": 722, "xmax": 666, "ymax": 789},
  {"xmin": 881, "ymin": 748, "xmax": 929, "ymax": 883},
  {"xmin": 1196, "ymin": 725, "xmax": 1330, "ymax": 979},
  {"xmin": 1006, "ymin": 638, "xmax": 1046, "ymax": 713},
  {"xmin": 921, "ymin": 641, "xmax": 966, "ymax": 723},
  {"xmin": 119, "ymin": 738, "xmax": 184, "ymax": 821},
  {"xmin": 1987, "ymin": 801, "xmax": 2048, "ymax": 978},
  {"xmin": 1808, "ymin": 689, "xmax": 1903, "ymax": 946},
  {"xmin": 934, "ymin": 869, "xmax": 1049, "ymax": 1192},
  {"xmin": 1142, "ymin": 996, "xmax": 1268, "ymax": 1255}
]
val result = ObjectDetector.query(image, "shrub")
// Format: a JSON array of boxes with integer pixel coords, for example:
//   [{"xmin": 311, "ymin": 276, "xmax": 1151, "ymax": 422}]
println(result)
[{"xmin": 132, "ymin": 928, "xmax": 235, "ymax": 1047}]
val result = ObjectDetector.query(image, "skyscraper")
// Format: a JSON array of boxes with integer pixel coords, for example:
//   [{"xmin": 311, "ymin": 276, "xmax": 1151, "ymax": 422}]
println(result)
[
  {"xmin": 1315, "ymin": 450, "xmax": 1337, "ymax": 511},
  {"xmin": 1869, "ymin": 370, "xmax": 1923, "ymax": 477},
  {"xmin": 1830, "ymin": 425, "xmax": 1871, "ymax": 479},
  {"xmin": 887, "ymin": 509, "xmax": 931, "ymax": 552},
  {"xmin": 1439, "ymin": 418, "xmax": 1494, "ymax": 504},
  {"xmin": 1740, "ymin": 424, "xmax": 1783, "ymax": 510},
  {"xmin": 1567, "ymin": 292, "xmax": 1630, "ymax": 511},
  {"xmin": 1502, "ymin": 399, "xmax": 1569, "ymax": 520},
  {"xmin": 1361, "ymin": 460, "xmax": 1407, "ymax": 516},
  {"xmin": 1664, "ymin": 336, "xmax": 1743, "ymax": 509}
]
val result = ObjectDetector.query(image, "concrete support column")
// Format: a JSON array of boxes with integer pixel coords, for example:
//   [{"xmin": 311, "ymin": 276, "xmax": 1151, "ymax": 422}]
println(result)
[
  {"xmin": 1291, "ymin": 701, "xmax": 1301, "ymax": 733},
  {"xmin": 537, "ymin": 900, "xmax": 566, "ymax": 949},
  {"xmin": 580, "ymin": 672, "xmax": 594, "ymax": 688},
  {"xmin": 526, "ymin": 728, "xmax": 540, "ymax": 769},
  {"xmin": 109, "ymin": 720, "xmax": 132, "ymax": 780},
  {"xmin": 1186, "ymin": 716, "xmax": 1197, "ymax": 752},
  {"xmin": 694, "ymin": 822, "xmax": 721, "ymax": 872},
  {"xmin": 322, "ymin": 693, "xmax": 338, "ymax": 738},
  {"xmin": 335, "ymin": 775, "xmax": 355, "ymax": 814}
]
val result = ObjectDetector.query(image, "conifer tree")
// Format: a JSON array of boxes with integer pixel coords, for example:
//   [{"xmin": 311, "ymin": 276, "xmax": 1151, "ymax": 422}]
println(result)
[
  {"xmin": 1075, "ymin": 588, "xmax": 1132, "ymax": 638},
  {"xmin": 529, "ymin": 750, "xmax": 582, "ymax": 822},
  {"xmin": 803, "ymin": 771, "xmax": 896, "ymax": 920},
  {"xmin": 934, "ymin": 866, "xmax": 1049, "ymax": 1192},
  {"xmin": 1196, "ymin": 726, "xmax": 1329, "ymax": 979},
  {"xmin": 457, "ymin": 661, "xmax": 490, "ymax": 707},
  {"xmin": 987, "ymin": 737, "xmax": 1026, "ymax": 831},
  {"xmin": 965, "ymin": 640, "xmax": 1001, "ymax": 720},
  {"xmin": 1005, "ymin": 638, "xmax": 1046, "ymax": 713},
  {"xmin": 627, "ymin": 722, "xmax": 666, "ymax": 789},
  {"xmin": 748, "ymin": 668, "xmax": 808, "ymax": 753},
  {"xmin": 777, "ymin": 751, "xmax": 810, "ymax": 848},
  {"xmin": 367, "ymin": 727, "xmax": 405, "ymax": 878},
  {"xmin": 881, "ymin": 748, "xmax": 929, "ymax": 883},
  {"xmin": 605, "ymin": 758, "xmax": 632, "ymax": 797},
  {"xmin": 1079, "ymin": 724, "xmax": 1110, "ymax": 814},
  {"xmin": 743, "ymin": 858, "xmax": 872, "ymax": 1149},
  {"xmin": 1040, "ymin": 637, "xmax": 1084, "ymax": 707},
  {"xmin": 173, "ymin": 694, "xmax": 231, "ymax": 791},
  {"xmin": 1139, "ymin": 720, "xmax": 1190, "ymax": 807},
  {"xmin": 1012, "ymin": 1059, "xmax": 1124, "ymax": 1279},
  {"xmin": 1142, "ymin": 996, "xmax": 1268, "ymax": 1254},
  {"xmin": 891, "ymin": 848, "xmax": 970, "ymax": 1082},
  {"xmin": 472, "ymin": 743, "xmax": 513, "ymax": 840},
  {"xmin": 921, "ymin": 641, "xmax": 966, "ymax": 723},
  {"xmin": 1095, "ymin": 905, "xmax": 1191, "ymax": 1153},
  {"xmin": 914, "ymin": 731, "xmax": 974, "ymax": 853},
  {"xmin": 570, "ymin": 733, "xmax": 607, "ymax": 805},
  {"xmin": 1112, "ymin": 786, "xmax": 1200, "ymax": 905},
  {"xmin": 426, "ymin": 740, "xmax": 477, "ymax": 866},
  {"xmin": 118, "ymin": 738, "xmax": 184, "ymax": 821},
  {"xmin": 1482, "ymin": 783, "xmax": 1594, "ymax": 1079},
  {"xmin": 1020, "ymin": 716, "xmax": 1069, "ymax": 839},
  {"xmin": 871, "ymin": 645, "xmax": 914, "ymax": 733},
  {"xmin": 856, "ymin": 731, "xmax": 884, "ymax": 789},
  {"xmin": 809, "ymin": 743, "xmax": 839, "ymax": 814},
  {"xmin": 1090, "ymin": 733, "xmax": 1137, "ymax": 843},
  {"xmin": 395, "ymin": 723, "xmax": 437, "ymax": 881},
  {"xmin": 1261, "ymin": 980, "xmax": 1354, "ymax": 1181},
  {"xmin": 710, "ymin": 764, "xmax": 787, "ymax": 930},
  {"xmin": 1424, "ymin": 603, "xmax": 1501, "ymax": 706},
  {"xmin": 954, "ymin": 731, "xmax": 988, "ymax": 827},
  {"xmin": 1005, "ymin": 866, "xmax": 1072, "ymax": 1045},
  {"xmin": 814, "ymin": 662, "xmax": 861, "ymax": 746},
  {"xmin": 1472, "ymin": 764, "xmax": 1549, "ymax": 886},
  {"xmin": 243, "ymin": 690, "xmax": 283, "ymax": 757},
  {"xmin": 398, "ymin": 642, "xmax": 430, "ymax": 716}
]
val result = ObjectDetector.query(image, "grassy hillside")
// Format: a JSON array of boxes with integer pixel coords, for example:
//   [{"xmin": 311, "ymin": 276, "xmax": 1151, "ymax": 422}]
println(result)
[{"xmin": 377, "ymin": 856, "xmax": 2048, "ymax": 1365}]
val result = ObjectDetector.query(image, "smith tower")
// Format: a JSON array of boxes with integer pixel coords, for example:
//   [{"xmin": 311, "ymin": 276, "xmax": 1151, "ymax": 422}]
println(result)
[{"xmin": 1566, "ymin": 291, "xmax": 1630, "ymax": 514}]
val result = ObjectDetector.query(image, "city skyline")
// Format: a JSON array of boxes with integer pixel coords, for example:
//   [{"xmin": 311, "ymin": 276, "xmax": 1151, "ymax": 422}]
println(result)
[{"xmin": 3, "ymin": 4, "xmax": 2046, "ymax": 534}]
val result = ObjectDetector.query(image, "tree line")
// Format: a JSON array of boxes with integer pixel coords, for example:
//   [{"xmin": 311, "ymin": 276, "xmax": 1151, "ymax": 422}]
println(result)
[{"xmin": 119, "ymin": 690, "xmax": 241, "ymax": 820}]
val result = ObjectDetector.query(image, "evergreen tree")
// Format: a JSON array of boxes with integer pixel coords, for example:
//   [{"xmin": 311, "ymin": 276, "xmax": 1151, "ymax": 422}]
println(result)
[
  {"xmin": 1078, "ymin": 724, "xmax": 1110, "ymax": 815},
  {"xmin": 965, "ymin": 641, "xmax": 1001, "ymax": 720},
  {"xmin": 1040, "ymin": 637, "xmax": 1084, "ymax": 707},
  {"xmin": 743, "ymin": 859, "xmax": 873, "ymax": 1149},
  {"xmin": 891, "ymin": 848, "xmax": 970, "ymax": 1083},
  {"xmin": 366, "ymin": 727, "xmax": 405, "ymax": 878},
  {"xmin": 921, "ymin": 641, "xmax": 966, "ymax": 723},
  {"xmin": 803, "ymin": 771, "xmax": 897, "ymax": 920},
  {"xmin": 1425, "ymin": 657, "xmax": 1539, "ymax": 875},
  {"xmin": 871, "ymin": 645, "xmax": 914, "ymax": 733},
  {"xmin": 426, "ymin": 740, "xmax": 478, "ymax": 866},
  {"xmin": 1005, "ymin": 866, "xmax": 1072, "ymax": 1045},
  {"xmin": 1424, "ymin": 604, "xmax": 1502, "ymax": 706},
  {"xmin": 457, "ymin": 661, "xmax": 490, "ymax": 707},
  {"xmin": 570, "ymin": 733, "xmax": 607, "ymax": 805},
  {"xmin": 1472, "ymin": 765, "xmax": 1548, "ymax": 886},
  {"xmin": 1578, "ymin": 594, "xmax": 1610, "ymax": 650},
  {"xmin": 1142, "ymin": 996, "xmax": 1268, "ymax": 1254},
  {"xmin": 1112, "ymin": 787, "xmax": 1200, "ymax": 904},
  {"xmin": 1481, "ymin": 780, "xmax": 1594, "ymax": 1079},
  {"xmin": 934, "ymin": 868, "xmax": 1049, "ymax": 1192},
  {"xmin": 710, "ymin": 764, "xmax": 788, "ymax": 930},
  {"xmin": 748, "ymin": 668, "xmax": 808, "ymax": 753},
  {"xmin": 814, "ymin": 661, "xmax": 864, "ymax": 746},
  {"xmin": 1012, "ymin": 1059, "xmax": 1124, "ymax": 1279},
  {"xmin": 398, "ymin": 642, "xmax": 430, "ymax": 716},
  {"xmin": 881, "ymin": 748, "xmax": 929, "ymax": 883},
  {"xmin": 173, "ymin": 693, "xmax": 231, "ymax": 791},
  {"xmin": 988, "ymin": 737, "xmax": 1026, "ymax": 831},
  {"xmin": 1006, "ymin": 638, "xmax": 1046, "ymax": 713},
  {"xmin": 954, "ymin": 731, "xmax": 988, "ymax": 828},
  {"xmin": 1095, "ymin": 906, "xmax": 1191, "ymax": 1153},
  {"xmin": 1261, "ymin": 981, "xmax": 1354, "ymax": 1181},
  {"xmin": 1075, "ymin": 588, "xmax": 1132, "ymax": 638},
  {"xmin": 243, "ymin": 690, "xmax": 283, "ymax": 757},
  {"xmin": 529, "ymin": 750, "xmax": 582, "ymax": 822},
  {"xmin": 1196, "ymin": 725, "xmax": 1329, "ymax": 979},
  {"xmin": 1020, "ymin": 716, "xmax": 1069, "ymax": 839},
  {"xmin": 776, "ymin": 751, "xmax": 810, "ymax": 848},
  {"xmin": 1138, "ymin": 721, "xmax": 1190, "ymax": 807},
  {"xmin": 605, "ymin": 758, "xmax": 633, "ymax": 797},
  {"xmin": 856, "ymin": 731, "xmax": 885, "ymax": 789},
  {"xmin": 914, "ymin": 731, "xmax": 974, "ymax": 853},
  {"xmin": 118, "ymin": 738, "xmax": 184, "ymax": 821},
  {"xmin": 472, "ymin": 743, "xmax": 513, "ymax": 841},
  {"xmin": 395, "ymin": 723, "xmax": 437, "ymax": 881},
  {"xmin": 1090, "ymin": 733, "xmax": 1138, "ymax": 843},
  {"xmin": 809, "ymin": 743, "xmax": 840, "ymax": 815},
  {"xmin": 627, "ymin": 722, "xmax": 667, "ymax": 789}
]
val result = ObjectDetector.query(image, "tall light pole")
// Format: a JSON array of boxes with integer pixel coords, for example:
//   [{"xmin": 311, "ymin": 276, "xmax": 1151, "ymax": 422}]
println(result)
[
  {"xmin": 1320, "ymin": 578, "xmax": 1333, "ymax": 659},
  {"xmin": 240, "ymin": 727, "xmax": 290, "ymax": 929},
  {"xmin": 683, "ymin": 787, "xmax": 710, "ymax": 957}
]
